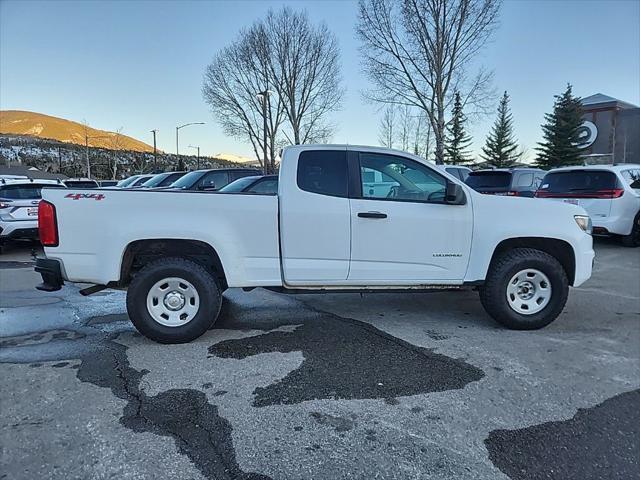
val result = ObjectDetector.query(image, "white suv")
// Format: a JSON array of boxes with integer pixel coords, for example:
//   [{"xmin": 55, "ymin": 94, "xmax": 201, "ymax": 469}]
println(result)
[
  {"xmin": 536, "ymin": 165, "xmax": 640, "ymax": 247},
  {"xmin": 0, "ymin": 178, "xmax": 66, "ymax": 252}
]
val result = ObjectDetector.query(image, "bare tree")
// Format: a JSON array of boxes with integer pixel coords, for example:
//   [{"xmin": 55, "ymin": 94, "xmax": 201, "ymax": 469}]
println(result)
[
  {"xmin": 108, "ymin": 128, "xmax": 126, "ymax": 179},
  {"xmin": 203, "ymin": 25, "xmax": 285, "ymax": 172},
  {"xmin": 203, "ymin": 7, "xmax": 343, "ymax": 168},
  {"xmin": 263, "ymin": 7, "xmax": 344, "ymax": 145},
  {"xmin": 398, "ymin": 104, "xmax": 414, "ymax": 151},
  {"xmin": 412, "ymin": 111, "xmax": 432, "ymax": 159},
  {"xmin": 378, "ymin": 105, "xmax": 397, "ymax": 148},
  {"xmin": 356, "ymin": 0, "xmax": 500, "ymax": 164}
]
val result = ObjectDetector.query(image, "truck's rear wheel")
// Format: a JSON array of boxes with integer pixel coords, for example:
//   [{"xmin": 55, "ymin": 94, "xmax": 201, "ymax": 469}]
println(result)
[
  {"xmin": 479, "ymin": 248, "xmax": 569, "ymax": 330},
  {"xmin": 126, "ymin": 257, "xmax": 221, "ymax": 343}
]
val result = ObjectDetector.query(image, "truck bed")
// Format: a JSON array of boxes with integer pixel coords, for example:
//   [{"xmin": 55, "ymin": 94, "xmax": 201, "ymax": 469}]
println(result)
[{"xmin": 41, "ymin": 188, "xmax": 281, "ymax": 287}]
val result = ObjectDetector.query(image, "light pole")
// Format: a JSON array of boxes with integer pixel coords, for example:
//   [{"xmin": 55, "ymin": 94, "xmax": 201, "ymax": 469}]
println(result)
[
  {"xmin": 188, "ymin": 145, "xmax": 200, "ymax": 170},
  {"xmin": 150, "ymin": 129, "xmax": 158, "ymax": 170},
  {"xmin": 176, "ymin": 122, "xmax": 205, "ymax": 170},
  {"xmin": 256, "ymin": 90, "xmax": 273, "ymax": 174}
]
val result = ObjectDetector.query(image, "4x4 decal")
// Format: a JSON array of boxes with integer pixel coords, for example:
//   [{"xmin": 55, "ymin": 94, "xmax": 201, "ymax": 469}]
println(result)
[{"xmin": 65, "ymin": 193, "xmax": 105, "ymax": 201}]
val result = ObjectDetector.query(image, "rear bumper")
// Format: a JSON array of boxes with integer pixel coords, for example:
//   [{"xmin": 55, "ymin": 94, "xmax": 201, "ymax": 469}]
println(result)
[
  {"xmin": 35, "ymin": 258, "xmax": 65, "ymax": 292},
  {"xmin": 591, "ymin": 215, "xmax": 633, "ymax": 236},
  {"xmin": 0, "ymin": 220, "xmax": 39, "ymax": 241}
]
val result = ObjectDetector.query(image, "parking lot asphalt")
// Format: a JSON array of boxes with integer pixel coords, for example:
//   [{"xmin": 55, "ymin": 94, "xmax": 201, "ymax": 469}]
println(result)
[{"xmin": 0, "ymin": 239, "xmax": 638, "ymax": 480}]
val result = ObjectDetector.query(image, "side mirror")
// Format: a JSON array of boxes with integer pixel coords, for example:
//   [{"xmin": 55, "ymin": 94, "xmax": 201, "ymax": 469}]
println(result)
[{"xmin": 445, "ymin": 182, "xmax": 466, "ymax": 205}]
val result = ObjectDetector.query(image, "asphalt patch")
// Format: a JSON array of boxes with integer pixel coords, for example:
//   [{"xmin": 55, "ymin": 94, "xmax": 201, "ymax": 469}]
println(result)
[
  {"xmin": 75, "ymin": 336, "xmax": 272, "ymax": 480},
  {"xmin": 485, "ymin": 389, "xmax": 640, "ymax": 480},
  {"xmin": 3, "ymin": 312, "xmax": 271, "ymax": 480},
  {"xmin": 209, "ymin": 311, "xmax": 484, "ymax": 407}
]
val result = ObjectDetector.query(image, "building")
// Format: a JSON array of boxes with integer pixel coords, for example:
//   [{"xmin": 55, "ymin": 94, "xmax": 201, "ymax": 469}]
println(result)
[{"xmin": 579, "ymin": 93, "xmax": 639, "ymax": 164}]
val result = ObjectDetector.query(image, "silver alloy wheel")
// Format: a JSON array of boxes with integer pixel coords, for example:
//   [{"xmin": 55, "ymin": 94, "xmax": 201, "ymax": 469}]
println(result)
[
  {"xmin": 506, "ymin": 268, "xmax": 552, "ymax": 315},
  {"xmin": 146, "ymin": 277, "xmax": 200, "ymax": 327}
]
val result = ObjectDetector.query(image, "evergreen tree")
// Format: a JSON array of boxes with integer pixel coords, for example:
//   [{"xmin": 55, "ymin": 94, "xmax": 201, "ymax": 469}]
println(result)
[
  {"xmin": 445, "ymin": 92, "xmax": 473, "ymax": 164},
  {"xmin": 536, "ymin": 84, "xmax": 585, "ymax": 168},
  {"xmin": 481, "ymin": 91, "xmax": 520, "ymax": 167}
]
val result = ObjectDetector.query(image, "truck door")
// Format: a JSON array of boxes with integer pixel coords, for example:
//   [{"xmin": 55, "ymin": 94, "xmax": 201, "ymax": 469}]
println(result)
[
  {"xmin": 279, "ymin": 148, "xmax": 351, "ymax": 285},
  {"xmin": 348, "ymin": 150, "xmax": 473, "ymax": 283}
]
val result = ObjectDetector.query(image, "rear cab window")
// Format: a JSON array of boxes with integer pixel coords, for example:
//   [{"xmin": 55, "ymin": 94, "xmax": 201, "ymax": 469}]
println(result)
[
  {"xmin": 297, "ymin": 150, "xmax": 348, "ymax": 197},
  {"xmin": 537, "ymin": 170, "xmax": 618, "ymax": 197}
]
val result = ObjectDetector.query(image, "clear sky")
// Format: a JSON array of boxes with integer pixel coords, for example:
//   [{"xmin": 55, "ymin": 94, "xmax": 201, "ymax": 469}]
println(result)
[{"xmin": 1, "ymin": 0, "xmax": 638, "ymax": 161}]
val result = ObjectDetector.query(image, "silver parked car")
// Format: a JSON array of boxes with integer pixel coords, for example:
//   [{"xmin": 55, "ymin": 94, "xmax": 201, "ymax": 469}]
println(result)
[{"xmin": 0, "ymin": 178, "xmax": 66, "ymax": 252}]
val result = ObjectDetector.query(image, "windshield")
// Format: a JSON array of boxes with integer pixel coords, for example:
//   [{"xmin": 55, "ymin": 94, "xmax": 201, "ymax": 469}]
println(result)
[
  {"xmin": 131, "ymin": 176, "xmax": 153, "ymax": 187},
  {"xmin": 118, "ymin": 176, "xmax": 140, "ymax": 188},
  {"xmin": 465, "ymin": 171, "xmax": 512, "ymax": 189},
  {"xmin": 170, "ymin": 171, "xmax": 205, "ymax": 189},
  {"xmin": 0, "ymin": 184, "xmax": 66, "ymax": 199},
  {"xmin": 219, "ymin": 176, "xmax": 261, "ymax": 192},
  {"xmin": 140, "ymin": 173, "xmax": 170, "ymax": 188},
  {"xmin": 538, "ymin": 170, "xmax": 617, "ymax": 194}
]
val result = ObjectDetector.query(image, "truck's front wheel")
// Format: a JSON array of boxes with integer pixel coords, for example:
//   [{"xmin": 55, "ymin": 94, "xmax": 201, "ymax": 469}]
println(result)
[
  {"xmin": 479, "ymin": 248, "xmax": 569, "ymax": 330},
  {"xmin": 126, "ymin": 257, "xmax": 222, "ymax": 343}
]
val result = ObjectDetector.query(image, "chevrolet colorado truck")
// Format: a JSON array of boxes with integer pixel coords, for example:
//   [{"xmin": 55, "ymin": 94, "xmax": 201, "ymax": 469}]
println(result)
[{"xmin": 35, "ymin": 145, "xmax": 595, "ymax": 343}]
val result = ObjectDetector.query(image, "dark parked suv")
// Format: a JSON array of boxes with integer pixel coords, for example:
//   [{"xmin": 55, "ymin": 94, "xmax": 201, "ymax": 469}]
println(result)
[
  {"xmin": 167, "ymin": 168, "xmax": 262, "ymax": 191},
  {"xmin": 465, "ymin": 168, "xmax": 546, "ymax": 197}
]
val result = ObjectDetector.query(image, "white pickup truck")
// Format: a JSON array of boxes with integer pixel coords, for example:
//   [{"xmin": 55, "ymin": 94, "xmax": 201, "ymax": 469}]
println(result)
[{"xmin": 35, "ymin": 145, "xmax": 595, "ymax": 343}]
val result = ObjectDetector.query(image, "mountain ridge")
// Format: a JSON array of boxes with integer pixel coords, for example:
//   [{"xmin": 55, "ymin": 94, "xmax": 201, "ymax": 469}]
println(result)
[{"xmin": 0, "ymin": 110, "xmax": 155, "ymax": 153}]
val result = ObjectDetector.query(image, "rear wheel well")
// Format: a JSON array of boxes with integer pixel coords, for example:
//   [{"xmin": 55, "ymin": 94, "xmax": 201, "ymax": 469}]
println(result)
[
  {"xmin": 120, "ymin": 239, "xmax": 227, "ymax": 290},
  {"xmin": 489, "ymin": 237, "xmax": 576, "ymax": 285}
]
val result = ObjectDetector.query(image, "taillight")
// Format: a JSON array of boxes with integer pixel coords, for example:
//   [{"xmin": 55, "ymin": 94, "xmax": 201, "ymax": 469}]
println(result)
[
  {"xmin": 506, "ymin": 191, "xmax": 520, "ymax": 196},
  {"xmin": 38, "ymin": 200, "xmax": 59, "ymax": 247},
  {"xmin": 534, "ymin": 188, "xmax": 624, "ymax": 199},
  {"xmin": 596, "ymin": 188, "xmax": 624, "ymax": 198}
]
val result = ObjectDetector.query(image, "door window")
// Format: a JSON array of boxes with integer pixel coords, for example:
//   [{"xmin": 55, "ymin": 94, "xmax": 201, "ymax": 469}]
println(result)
[
  {"xmin": 248, "ymin": 178, "xmax": 278, "ymax": 194},
  {"xmin": 515, "ymin": 173, "xmax": 534, "ymax": 187},
  {"xmin": 359, "ymin": 153, "xmax": 446, "ymax": 203},
  {"xmin": 621, "ymin": 169, "xmax": 640, "ymax": 190},
  {"xmin": 297, "ymin": 150, "xmax": 348, "ymax": 197},
  {"xmin": 198, "ymin": 171, "xmax": 229, "ymax": 190}
]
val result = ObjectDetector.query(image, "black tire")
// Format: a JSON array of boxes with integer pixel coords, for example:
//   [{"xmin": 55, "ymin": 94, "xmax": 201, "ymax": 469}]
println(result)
[
  {"xmin": 479, "ymin": 248, "xmax": 569, "ymax": 330},
  {"xmin": 620, "ymin": 212, "xmax": 640, "ymax": 248},
  {"xmin": 126, "ymin": 257, "xmax": 222, "ymax": 343}
]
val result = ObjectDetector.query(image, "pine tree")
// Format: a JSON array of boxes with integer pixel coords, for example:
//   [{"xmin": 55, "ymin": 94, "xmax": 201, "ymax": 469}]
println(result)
[
  {"xmin": 481, "ymin": 91, "xmax": 520, "ymax": 167},
  {"xmin": 536, "ymin": 84, "xmax": 585, "ymax": 169},
  {"xmin": 445, "ymin": 92, "xmax": 473, "ymax": 164}
]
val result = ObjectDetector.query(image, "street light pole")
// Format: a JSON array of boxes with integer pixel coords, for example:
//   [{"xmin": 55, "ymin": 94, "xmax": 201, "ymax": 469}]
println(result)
[
  {"xmin": 188, "ymin": 145, "xmax": 200, "ymax": 170},
  {"xmin": 150, "ymin": 129, "xmax": 158, "ymax": 170},
  {"xmin": 176, "ymin": 122, "xmax": 205, "ymax": 170},
  {"xmin": 256, "ymin": 90, "xmax": 273, "ymax": 175}
]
